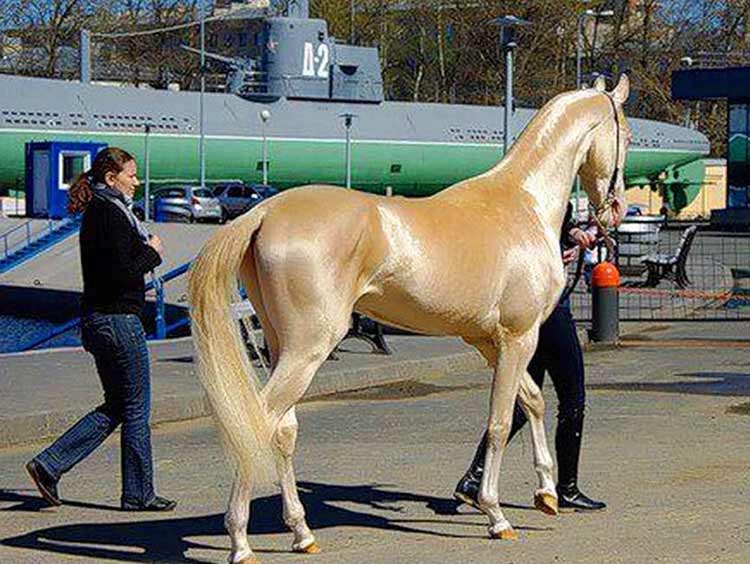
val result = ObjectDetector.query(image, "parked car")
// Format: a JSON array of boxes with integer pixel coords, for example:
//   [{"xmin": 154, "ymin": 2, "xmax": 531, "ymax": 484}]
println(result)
[
  {"xmin": 626, "ymin": 204, "xmax": 647, "ymax": 217},
  {"xmin": 212, "ymin": 183, "xmax": 277, "ymax": 220},
  {"xmin": 133, "ymin": 185, "xmax": 223, "ymax": 223},
  {"xmin": 250, "ymin": 183, "xmax": 279, "ymax": 199}
]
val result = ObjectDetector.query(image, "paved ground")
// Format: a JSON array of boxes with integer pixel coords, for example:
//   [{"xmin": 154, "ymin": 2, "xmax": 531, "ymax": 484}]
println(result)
[
  {"xmin": 1, "ymin": 323, "xmax": 749, "ymax": 564},
  {"xmin": 0, "ymin": 335, "xmax": 487, "ymax": 447}
]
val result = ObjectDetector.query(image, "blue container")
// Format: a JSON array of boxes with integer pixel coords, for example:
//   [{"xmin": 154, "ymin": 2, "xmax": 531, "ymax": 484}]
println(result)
[{"xmin": 25, "ymin": 141, "xmax": 108, "ymax": 219}]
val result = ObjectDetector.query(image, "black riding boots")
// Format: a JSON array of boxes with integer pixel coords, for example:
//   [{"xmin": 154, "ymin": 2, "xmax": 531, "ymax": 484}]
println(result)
[{"xmin": 454, "ymin": 410, "xmax": 606, "ymax": 511}]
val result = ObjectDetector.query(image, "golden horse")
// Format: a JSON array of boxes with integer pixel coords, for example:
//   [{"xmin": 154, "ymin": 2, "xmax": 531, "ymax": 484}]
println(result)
[{"xmin": 188, "ymin": 76, "xmax": 630, "ymax": 564}]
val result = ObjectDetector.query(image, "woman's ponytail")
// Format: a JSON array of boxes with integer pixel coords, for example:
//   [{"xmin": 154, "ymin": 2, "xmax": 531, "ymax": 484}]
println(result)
[{"xmin": 67, "ymin": 172, "xmax": 94, "ymax": 214}]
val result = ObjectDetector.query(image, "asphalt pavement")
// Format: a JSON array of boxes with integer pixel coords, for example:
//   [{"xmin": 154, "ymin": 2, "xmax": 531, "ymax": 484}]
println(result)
[{"xmin": 1, "ymin": 322, "xmax": 749, "ymax": 564}]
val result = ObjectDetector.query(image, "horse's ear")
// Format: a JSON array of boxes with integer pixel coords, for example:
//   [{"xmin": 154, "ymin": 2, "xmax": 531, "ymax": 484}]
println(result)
[
  {"xmin": 593, "ymin": 75, "xmax": 607, "ymax": 92},
  {"xmin": 612, "ymin": 74, "xmax": 630, "ymax": 105}
]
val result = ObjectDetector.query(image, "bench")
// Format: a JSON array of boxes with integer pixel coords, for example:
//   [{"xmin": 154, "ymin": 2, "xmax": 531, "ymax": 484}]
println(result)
[{"xmin": 641, "ymin": 225, "xmax": 698, "ymax": 289}]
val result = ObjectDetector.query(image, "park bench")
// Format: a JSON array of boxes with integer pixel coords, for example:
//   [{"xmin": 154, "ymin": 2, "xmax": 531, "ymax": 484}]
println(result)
[{"xmin": 641, "ymin": 225, "xmax": 698, "ymax": 289}]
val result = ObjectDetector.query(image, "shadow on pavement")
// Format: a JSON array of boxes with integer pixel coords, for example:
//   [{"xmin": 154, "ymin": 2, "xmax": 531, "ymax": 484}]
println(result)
[
  {"xmin": 590, "ymin": 371, "xmax": 750, "ymax": 397},
  {"xmin": 0, "ymin": 489, "xmax": 118, "ymax": 512},
  {"xmin": 0, "ymin": 481, "xmax": 549, "ymax": 563}
]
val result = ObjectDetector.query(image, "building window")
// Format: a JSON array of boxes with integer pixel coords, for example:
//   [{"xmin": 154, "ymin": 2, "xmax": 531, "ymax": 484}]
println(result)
[{"xmin": 59, "ymin": 152, "xmax": 91, "ymax": 189}]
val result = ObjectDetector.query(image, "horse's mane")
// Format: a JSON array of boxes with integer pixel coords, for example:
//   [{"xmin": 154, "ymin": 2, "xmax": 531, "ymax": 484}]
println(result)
[{"xmin": 506, "ymin": 89, "xmax": 605, "ymax": 166}]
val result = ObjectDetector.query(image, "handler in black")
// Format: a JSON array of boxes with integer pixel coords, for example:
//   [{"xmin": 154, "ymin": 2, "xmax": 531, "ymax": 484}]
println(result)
[
  {"xmin": 454, "ymin": 204, "xmax": 606, "ymax": 512},
  {"xmin": 26, "ymin": 147, "xmax": 176, "ymax": 511}
]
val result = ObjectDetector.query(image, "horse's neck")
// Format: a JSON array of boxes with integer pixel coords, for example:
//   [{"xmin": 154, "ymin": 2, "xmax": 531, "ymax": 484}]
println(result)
[{"xmin": 490, "ymin": 95, "xmax": 605, "ymax": 236}]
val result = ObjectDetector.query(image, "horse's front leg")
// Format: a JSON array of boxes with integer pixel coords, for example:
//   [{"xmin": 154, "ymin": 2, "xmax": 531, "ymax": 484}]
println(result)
[
  {"xmin": 517, "ymin": 371, "xmax": 558, "ymax": 515},
  {"xmin": 478, "ymin": 327, "xmax": 539, "ymax": 539}
]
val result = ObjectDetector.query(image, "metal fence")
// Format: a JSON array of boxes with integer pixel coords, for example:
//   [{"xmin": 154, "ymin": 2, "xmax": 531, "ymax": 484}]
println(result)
[{"xmin": 570, "ymin": 221, "xmax": 750, "ymax": 322}]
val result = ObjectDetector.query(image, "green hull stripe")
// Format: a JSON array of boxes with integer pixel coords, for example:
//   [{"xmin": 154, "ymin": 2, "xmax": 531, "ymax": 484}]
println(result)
[{"xmin": 0, "ymin": 129, "xmax": 707, "ymax": 197}]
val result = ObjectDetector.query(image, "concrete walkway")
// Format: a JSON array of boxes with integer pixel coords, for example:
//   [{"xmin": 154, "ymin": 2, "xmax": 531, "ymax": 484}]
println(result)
[
  {"xmin": 2, "ymin": 319, "xmax": 745, "ymax": 449},
  {"xmin": 0, "ymin": 334, "xmax": 486, "ymax": 448}
]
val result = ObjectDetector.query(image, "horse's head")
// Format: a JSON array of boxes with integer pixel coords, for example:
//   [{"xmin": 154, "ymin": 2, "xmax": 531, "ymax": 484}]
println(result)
[{"xmin": 578, "ymin": 74, "xmax": 631, "ymax": 229}]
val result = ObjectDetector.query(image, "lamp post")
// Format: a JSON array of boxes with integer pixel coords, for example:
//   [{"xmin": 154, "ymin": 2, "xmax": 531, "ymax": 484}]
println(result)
[
  {"xmin": 680, "ymin": 56, "xmax": 694, "ymax": 127},
  {"xmin": 340, "ymin": 113, "xmax": 357, "ymax": 188},
  {"xmin": 144, "ymin": 123, "xmax": 151, "ymax": 221},
  {"xmin": 79, "ymin": 29, "xmax": 91, "ymax": 84},
  {"xmin": 576, "ymin": 9, "xmax": 614, "ymax": 89},
  {"xmin": 575, "ymin": 8, "xmax": 613, "ymax": 213},
  {"xmin": 259, "ymin": 109, "xmax": 271, "ymax": 185},
  {"xmin": 199, "ymin": 0, "xmax": 206, "ymax": 190},
  {"xmin": 488, "ymin": 16, "xmax": 531, "ymax": 158}
]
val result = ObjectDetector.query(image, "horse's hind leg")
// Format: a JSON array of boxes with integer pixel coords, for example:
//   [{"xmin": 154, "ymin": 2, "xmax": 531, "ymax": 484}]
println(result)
[
  {"xmin": 261, "ymin": 311, "xmax": 351, "ymax": 554},
  {"xmin": 516, "ymin": 371, "xmax": 558, "ymax": 515},
  {"xmin": 225, "ymin": 470, "xmax": 258, "ymax": 564},
  {"xmin": 276, "ymin": 407, "xmax": 319, "ymax": 553}
]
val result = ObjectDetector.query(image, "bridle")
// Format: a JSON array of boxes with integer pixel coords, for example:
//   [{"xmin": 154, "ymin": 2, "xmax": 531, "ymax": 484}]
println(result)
[
  {"xmin": 589, "ymin": 93, "xmax": 622, "ymax": 261},
  {"xmin": 560, "ymin": 93, "xmax": 623, "ymax": 302}
]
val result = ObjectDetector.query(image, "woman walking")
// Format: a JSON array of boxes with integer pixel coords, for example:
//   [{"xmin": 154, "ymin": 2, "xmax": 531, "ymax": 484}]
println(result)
[{"xmin": 26, "ymin": 147, "xmax": 176, "ymax": 512}]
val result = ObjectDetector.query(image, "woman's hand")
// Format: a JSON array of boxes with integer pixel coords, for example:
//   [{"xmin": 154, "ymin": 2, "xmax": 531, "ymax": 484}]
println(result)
[
  {"xmin": 569, "ymin": 227, "xmax": 597, "ymax": 250},
  {"xmin": 563, "ymin": 247, "xmax": 579, "ymax": 265},
  {"xmin": 148, "ymin": 234, "xmax": 164, "ymax": 256}
]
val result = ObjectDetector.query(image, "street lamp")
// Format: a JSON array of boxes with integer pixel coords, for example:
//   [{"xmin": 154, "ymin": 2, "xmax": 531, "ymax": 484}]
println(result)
[
  {"xmin": 199, "ymin": 0, "xmax": 206, "ymax": 190},
  {"xmin": 576, "ymin": 9, "xmax": 614, "ymax": 89},
  {"xmin": 339, "ymin": 113, "xmax": 357, "ymax": 189},
  {"xmin": 575, "ymin": 8, "xmax": 613, "ymax": 214},
  {"xmin": 680, "ymin": 56, "xmax": 694, "ymax": 128},
  {"xmin": 144, "ymin": 123, "xmax": 151, "ymax": 221},
  {"xmin": 488, "ymin": 15, "xmax": 531, "ymax": 158},
  {"xmin": 259, "ymin": 109, "xmax": 271, "ymax": 185}
]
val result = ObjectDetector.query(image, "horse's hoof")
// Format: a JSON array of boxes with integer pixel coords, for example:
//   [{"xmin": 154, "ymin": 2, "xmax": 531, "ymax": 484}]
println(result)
[
  {"xmin": 489, "ymin": 527, "xmax": 518, "ymax": 541},
  {"xmin": 534, "ymin": 491, "xmax": 559, "ymax": 516},
  {"xmin": 294, "ymin": 541, "xmax": 322, "ymax": 554}
]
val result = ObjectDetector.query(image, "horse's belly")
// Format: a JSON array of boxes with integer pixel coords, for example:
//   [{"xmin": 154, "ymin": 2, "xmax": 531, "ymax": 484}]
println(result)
[{"xmin": 355, "ymin": 282, "xmax": 495, "ymax": 338}]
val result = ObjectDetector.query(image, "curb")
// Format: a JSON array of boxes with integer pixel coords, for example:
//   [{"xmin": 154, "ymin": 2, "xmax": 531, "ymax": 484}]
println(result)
[{"xmin": 0, "ymin": 349, "xmax": 486, "ymax": 449}]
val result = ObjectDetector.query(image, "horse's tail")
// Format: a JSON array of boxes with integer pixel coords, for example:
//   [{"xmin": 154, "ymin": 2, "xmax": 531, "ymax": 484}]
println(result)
[{"xmin": 188, "ymin": 208, "xmax": 275, "ymax": 482}]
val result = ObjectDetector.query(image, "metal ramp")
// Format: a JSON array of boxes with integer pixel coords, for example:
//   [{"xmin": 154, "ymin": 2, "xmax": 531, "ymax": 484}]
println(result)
[
  {"xmin": 21, "ymin": 260, "xmax": 193, "ymax": 352},
  {"xmin": 0, "ymin": 217, "xmax": 81, "ymax": 275}
]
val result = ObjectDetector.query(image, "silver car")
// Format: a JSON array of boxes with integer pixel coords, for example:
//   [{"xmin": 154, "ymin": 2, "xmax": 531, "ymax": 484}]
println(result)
[{"xmin": 134, "ymin": 185, "xmax": 223, "ymax": 223}]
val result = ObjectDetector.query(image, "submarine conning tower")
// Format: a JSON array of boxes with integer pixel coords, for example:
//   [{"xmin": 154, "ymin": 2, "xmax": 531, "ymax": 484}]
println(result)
[{"xmin": 252, "ymin": 13, "xmax": 384, "ymax": 103}]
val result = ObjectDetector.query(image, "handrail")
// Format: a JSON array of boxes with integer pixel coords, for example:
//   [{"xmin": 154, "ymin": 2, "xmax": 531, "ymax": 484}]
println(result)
[
  {"xmin": 1, "ymin": 217, "xmax": 76, "ymax": 261},
  {"xmin": 0, "ymin": 219, "xmax": 33, "ymax": 239},
  {"xmin": 21, "ymin": 316, "xmax": 83, "ymax": 351},
  {"xmin": 145, "ymin": 261, "xmax": 192, "ymax": 291},
  {"xmin": 23, "ymin": 259, "xmax": 194, "ymax": 350},
  {"xmin": 2, "ymin": 221, "xmax": 32, "ymax": 260},
  {"xmin": 150, "ymin": 261, "xmax": 193, "ymax": 339}
]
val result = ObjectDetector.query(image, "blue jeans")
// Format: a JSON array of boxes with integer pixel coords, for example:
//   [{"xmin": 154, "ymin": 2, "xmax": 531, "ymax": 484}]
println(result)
[{"xmin": 34, "ymin": 313, "xmax": 155, "ymax": 507}]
